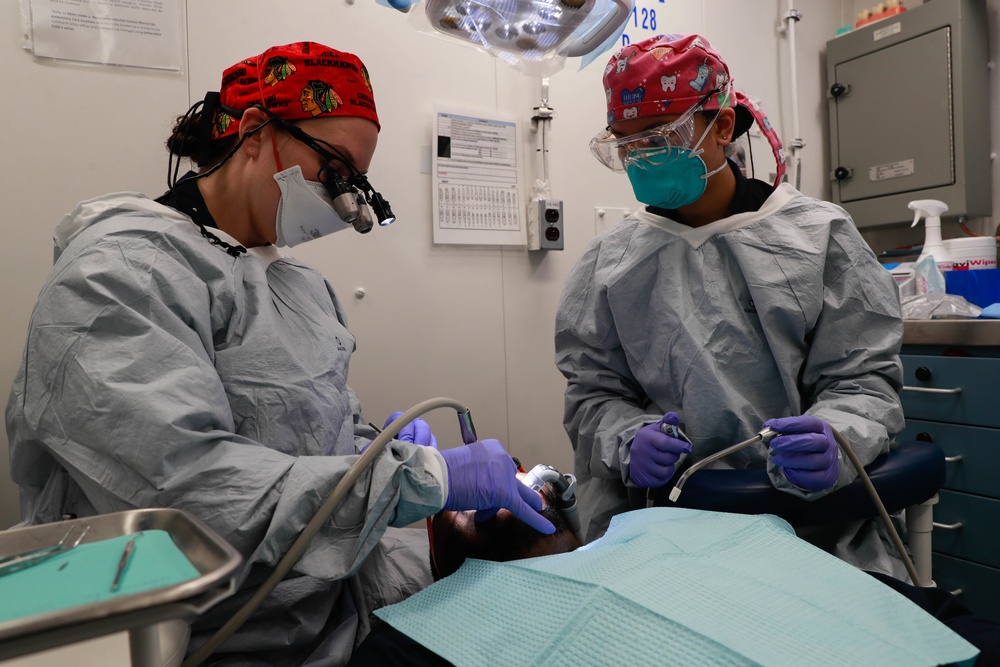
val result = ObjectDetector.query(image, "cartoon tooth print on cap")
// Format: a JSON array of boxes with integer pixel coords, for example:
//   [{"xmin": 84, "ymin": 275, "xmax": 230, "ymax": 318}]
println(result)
[
  {"xmin": 616, "ymin": 51, "xmax": 635, "ymax": 74},
  {"xmin": 263, "ymin": 56, "xmax": 297, "ymax": 86},
  {"xmin": 600, "ymin": 34, "xmax": 786, "ymax": 187},
  {"xmin": 299, "ymin": 80, "xmax": 344, "ymax": 116}
]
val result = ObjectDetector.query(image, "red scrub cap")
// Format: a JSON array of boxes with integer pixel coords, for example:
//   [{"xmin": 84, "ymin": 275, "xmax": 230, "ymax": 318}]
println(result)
[
  {"xmin": 212, "ymin": 41, "xmax": 379, "ymax": 140},
  {"xmin": 603, "ymin": 33, "xmax": 786, "ymax": 186},
  {"xmin": 603, "ymin": 34, "xmax": 734, "ymax": 123}
]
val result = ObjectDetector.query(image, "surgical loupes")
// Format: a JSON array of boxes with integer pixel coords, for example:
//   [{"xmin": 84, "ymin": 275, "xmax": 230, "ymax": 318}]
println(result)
[
  {"xmin": 521, "ymin": 464, "xmax": 585, "ymax": 545},
  {"xmin": 667, "ymin": 427, "xmax": 778, "ymax": 503}
]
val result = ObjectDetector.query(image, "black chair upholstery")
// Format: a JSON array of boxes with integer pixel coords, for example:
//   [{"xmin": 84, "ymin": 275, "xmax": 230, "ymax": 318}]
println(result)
[{"xmin": 637, "ymin": 440, "xmax": 946, "ymax": 529}]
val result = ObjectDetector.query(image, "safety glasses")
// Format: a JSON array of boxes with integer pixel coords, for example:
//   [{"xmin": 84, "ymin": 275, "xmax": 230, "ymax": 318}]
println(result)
[{"xmin": 590, "ymin": 88, "xmax": 720, "ymax": 173}]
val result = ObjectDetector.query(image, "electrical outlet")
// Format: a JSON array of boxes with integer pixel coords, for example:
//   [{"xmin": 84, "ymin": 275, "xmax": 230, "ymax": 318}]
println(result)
[{"xmin": 528, "ymin": 199, "xmax": 564, "ymax": 251}]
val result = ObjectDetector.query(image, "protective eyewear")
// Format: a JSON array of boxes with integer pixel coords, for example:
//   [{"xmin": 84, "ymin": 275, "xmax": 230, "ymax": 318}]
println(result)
[
  {"xmin": 267, "ymin": 114, "xmax": 396, "ymax": 234},
  {"xmin": 590, "ymin": 88, "xmax": 719, "ymax": 173}
]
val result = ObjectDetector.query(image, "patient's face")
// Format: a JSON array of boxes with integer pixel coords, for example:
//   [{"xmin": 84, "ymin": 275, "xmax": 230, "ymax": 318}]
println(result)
[{"xmin": 431, "ymin": 480, "xmax": 582, "ymax": 579}]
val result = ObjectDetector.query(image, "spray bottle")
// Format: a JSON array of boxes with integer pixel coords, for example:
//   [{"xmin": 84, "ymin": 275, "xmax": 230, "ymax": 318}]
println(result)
[{"xmin": 909, "ymin": 199, "xmax": 953, "ymax": 272}]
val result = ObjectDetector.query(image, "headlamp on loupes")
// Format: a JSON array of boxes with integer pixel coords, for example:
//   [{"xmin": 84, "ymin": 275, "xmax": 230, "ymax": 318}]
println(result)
[{"xmin": 267, "ymin": 113, "xmax": 396, "ymax": 233}]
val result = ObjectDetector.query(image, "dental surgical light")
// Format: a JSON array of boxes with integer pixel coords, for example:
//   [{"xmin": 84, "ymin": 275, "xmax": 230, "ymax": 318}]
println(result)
[{"xmin": 382, "ymin": 0, "xmax": 633, "ymax": 75}]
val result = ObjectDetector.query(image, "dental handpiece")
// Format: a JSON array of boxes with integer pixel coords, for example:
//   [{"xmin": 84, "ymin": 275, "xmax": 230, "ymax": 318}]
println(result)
[
  {"xmin": 667, "ymin": 427, "xmax": 777, "ymax": 503},
  {"xmin": 457, "ymin": 409, "xmax": 478, "ymax": 445}
]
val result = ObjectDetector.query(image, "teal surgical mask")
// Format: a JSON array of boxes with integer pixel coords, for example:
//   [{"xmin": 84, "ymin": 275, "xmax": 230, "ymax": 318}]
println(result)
[{"xmin": 624, "ymin": 113, "xmax": 727, "ymax": 210}]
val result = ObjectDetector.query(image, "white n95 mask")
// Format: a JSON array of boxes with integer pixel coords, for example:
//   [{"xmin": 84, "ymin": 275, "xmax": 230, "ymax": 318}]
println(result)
[{"xmin": 273, "ymin": 165, "xmax": 352, "ymax": 247}]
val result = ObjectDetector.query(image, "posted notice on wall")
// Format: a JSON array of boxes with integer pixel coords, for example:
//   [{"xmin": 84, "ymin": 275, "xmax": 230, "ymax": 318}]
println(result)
[
  {"xmin": 27, "ymin": 0, "xmax": 182, "ymax": 71},
  {"xmin": 432, "ymin": 108, "xmax": 525, "ymax": 246}
]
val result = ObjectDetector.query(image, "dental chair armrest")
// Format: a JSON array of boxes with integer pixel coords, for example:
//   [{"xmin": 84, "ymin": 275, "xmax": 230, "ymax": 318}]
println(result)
[{"xmin": 641, "ymin": 441, "xmax": 945, "ymax": 528}]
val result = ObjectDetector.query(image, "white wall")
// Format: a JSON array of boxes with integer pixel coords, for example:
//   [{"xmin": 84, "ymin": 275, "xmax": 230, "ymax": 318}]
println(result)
[
  {"xmin": 1, "ymin": 1, "xmax": 867, "ymax": 529},
  {"xmin": 1, "ymin": 2, "xmax": 191, "ymax": 528}
]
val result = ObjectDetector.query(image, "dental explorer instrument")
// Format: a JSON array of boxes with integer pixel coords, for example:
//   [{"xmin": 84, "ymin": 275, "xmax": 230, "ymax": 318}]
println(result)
[
  {"xmin": 111, "ymin": 534, "xmax": 140, "ymax": 592},
  {"xmin": 0, "ymin": 525, "xmax": 90, "ymax": 578}
]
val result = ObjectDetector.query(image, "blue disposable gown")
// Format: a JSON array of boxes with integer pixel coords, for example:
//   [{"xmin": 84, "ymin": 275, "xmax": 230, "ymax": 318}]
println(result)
[
  {"xmin": 555, "ymin": 185, "xmax": 906, "ymax": 573},
  {"xmin": 6, "ymin": 193, "xmax": 446, "ymax": 665}
]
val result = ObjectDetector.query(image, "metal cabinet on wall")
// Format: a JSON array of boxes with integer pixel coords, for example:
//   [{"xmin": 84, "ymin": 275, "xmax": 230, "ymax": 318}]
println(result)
[
  {"xmin": 826, "ymin": 0, "xmax": 991, "ymax": 227},
  {"xmin": 898, "ymin": 347, "xmax": 1000, "ymax": 623}
]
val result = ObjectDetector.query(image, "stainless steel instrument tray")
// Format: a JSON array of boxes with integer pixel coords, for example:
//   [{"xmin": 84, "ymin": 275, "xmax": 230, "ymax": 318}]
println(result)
[{"xmin": 0, "ymin": 508, "xmax": 242, "ymax": 662}]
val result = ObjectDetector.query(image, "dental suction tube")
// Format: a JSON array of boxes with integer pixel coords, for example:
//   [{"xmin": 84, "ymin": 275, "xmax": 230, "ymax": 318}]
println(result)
[
  {"xmin": 668, "ymin": 427, "xmax": 777, "ymax": 503},
  {"xmin": 522, "ymin": 464, "xmax": 585, "ymax": 545},
  {"xmin": 664, "ymin": 426, "xmax": 924, "ymax": 588},
  {"xmin": 182, "ymin": 397, "xmax": 477, "ymax": 667}
]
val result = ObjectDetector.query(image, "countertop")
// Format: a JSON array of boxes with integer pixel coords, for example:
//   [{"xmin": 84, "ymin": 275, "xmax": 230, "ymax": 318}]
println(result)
[{"xmin": 902, "ymin": 319, "xmax": 1000, "ymax": 346}]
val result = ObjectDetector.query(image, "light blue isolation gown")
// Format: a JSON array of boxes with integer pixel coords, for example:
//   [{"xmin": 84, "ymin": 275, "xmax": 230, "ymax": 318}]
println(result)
[
  {"xmin": 555, "ymin": 184, "xmax": 907, "ymax": 575},
  {"xmin": 6, "ymin": 193, "xmax": 444, "ymax": 666}
]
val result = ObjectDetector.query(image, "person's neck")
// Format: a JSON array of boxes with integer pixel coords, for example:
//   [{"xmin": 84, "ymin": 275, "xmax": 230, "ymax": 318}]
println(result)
[
  {"xmin": 672, "ymin": 159, "xmax": 737, "ymax": 228},
  {"xmin": 196, "ymin": 170, "xmax": 259, "ymax": 246}
]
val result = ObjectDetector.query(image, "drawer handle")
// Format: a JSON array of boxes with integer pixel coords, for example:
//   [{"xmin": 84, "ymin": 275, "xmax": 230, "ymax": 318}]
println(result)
[
  {"xmin": 901, "ymin": 386, "xmax": 962, "ymax": 395},
  {"xmin": 944, "ymin": 455, "xmax": 963, "ymax": 463},
  {"xmin": 933, "ymin": 521, "xmax": 963, "ymax": 530}
]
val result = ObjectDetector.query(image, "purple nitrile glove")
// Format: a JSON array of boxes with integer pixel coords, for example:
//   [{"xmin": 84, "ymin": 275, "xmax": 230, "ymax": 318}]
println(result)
[
  {"xmin": 439, "ymin": 440, "xmax": 555, "ymax": 535},
  {"xmin": 383, "ymin": 411, "xmax": 438, "ymax": 448},
  {"xmin": 629, "ymin": 412, "xmax": 692, "ymax": 488},
  {"xmin": 763, "ymin": 415, "xmax": 840, "ymax": 492}
]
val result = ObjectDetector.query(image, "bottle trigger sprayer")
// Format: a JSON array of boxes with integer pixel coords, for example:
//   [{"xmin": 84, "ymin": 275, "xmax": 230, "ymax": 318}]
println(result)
[{"xmin": 908, "ymin": 199, "xmax": 953, "ymax": 272}]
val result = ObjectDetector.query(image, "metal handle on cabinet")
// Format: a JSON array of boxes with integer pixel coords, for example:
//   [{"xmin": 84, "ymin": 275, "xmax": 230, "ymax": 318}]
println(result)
[
  {"xmin": 944, "ymin": 455, "xmax": 963, "ymax": 463},
  {"xmin": 901, "ymin": 386, "xmax": 962, "ymax": 395},
  {"xmin": 933, "ymin": 521, "xmax": 963, "ymax": 530}
]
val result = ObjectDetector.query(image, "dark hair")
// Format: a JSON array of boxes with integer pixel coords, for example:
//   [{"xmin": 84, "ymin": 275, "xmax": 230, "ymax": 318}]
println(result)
[
  {"xmin": 700, "ymin": 106, "xmax": 733, "ymax": 126},
  {"xmin": 165, "ymin": 108, "xmax": 238, "ymax": 169}
]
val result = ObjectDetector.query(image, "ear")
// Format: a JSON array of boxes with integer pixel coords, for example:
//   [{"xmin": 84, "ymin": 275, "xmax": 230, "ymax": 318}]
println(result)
[
  {"xmin": 237, "ymin": 107, "xmax": 271, "ymax": 159},
  {"xmin": 713, "ymin": 107, "xmax": 737, "ymax": 147}
]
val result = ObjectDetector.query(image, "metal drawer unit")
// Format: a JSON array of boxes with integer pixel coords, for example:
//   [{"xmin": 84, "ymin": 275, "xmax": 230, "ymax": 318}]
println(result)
[
  {"xmin": 900, "ymin": 336, "xmax": 1000, "ymax": 623},
  {"xmin": 900, "ymin": 355, "xmax": 1000, "ymax": 428}
]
